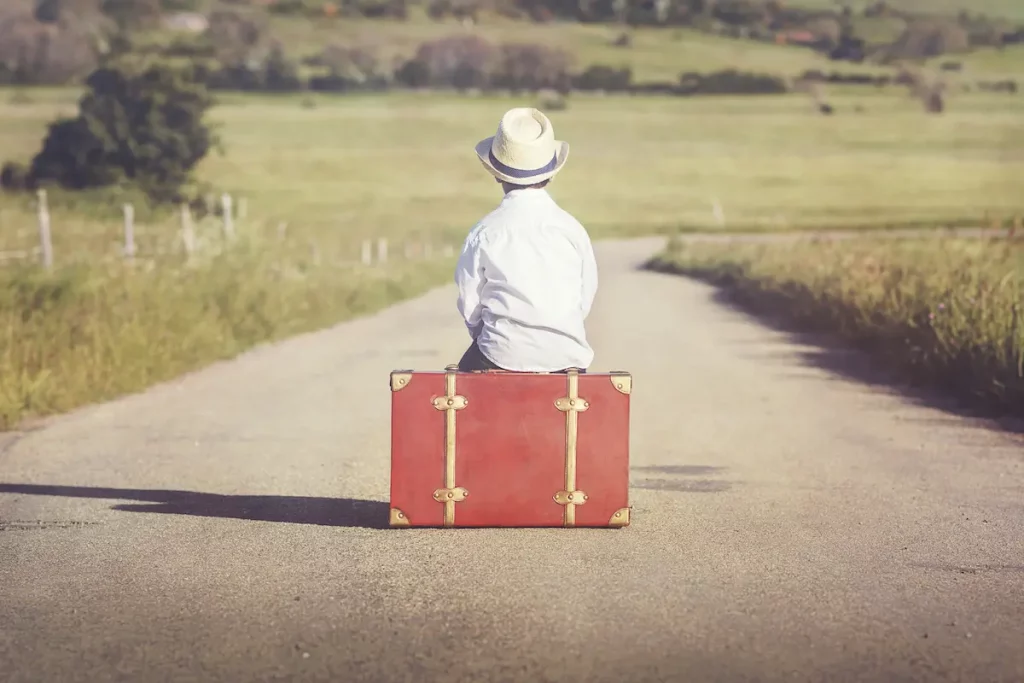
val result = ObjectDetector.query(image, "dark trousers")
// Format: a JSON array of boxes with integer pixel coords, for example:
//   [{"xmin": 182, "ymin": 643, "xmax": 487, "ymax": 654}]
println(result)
[{"xmin": 457, "ymin": 341, "xmax": 586, "ymax": 374}]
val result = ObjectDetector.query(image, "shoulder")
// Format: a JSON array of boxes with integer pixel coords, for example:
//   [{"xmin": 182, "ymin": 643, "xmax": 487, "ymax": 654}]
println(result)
[{"xmin": 545, "ymin": 199, "xmax": 592, "ymax": 248}]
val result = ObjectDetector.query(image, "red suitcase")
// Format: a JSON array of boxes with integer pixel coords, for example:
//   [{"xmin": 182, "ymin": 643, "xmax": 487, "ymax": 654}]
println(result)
[{"xmin": 388, "ymin": 365, "xmax": 631, "ymax": 528}]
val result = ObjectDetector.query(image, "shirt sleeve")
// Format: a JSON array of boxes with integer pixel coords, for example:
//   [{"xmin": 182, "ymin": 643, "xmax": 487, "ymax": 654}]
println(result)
[
  {"xmin": 580, "ymin": 233, "xmax": 598, "ymax": 318},
  {"xmin": 455, "ymin": 234, "xmax": 485, "ymax": 339}
]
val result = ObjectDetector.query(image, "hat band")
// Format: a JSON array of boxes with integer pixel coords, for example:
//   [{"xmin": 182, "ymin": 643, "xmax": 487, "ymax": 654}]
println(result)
[{"xmin": 488, "ymin": 150, "xmax": 558, "ymax": 180}]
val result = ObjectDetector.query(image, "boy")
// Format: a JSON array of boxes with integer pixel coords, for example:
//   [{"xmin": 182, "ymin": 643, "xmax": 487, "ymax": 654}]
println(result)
[{"xmin": 454, "ymin": 107, "xmax": 598, "ymax": 374}]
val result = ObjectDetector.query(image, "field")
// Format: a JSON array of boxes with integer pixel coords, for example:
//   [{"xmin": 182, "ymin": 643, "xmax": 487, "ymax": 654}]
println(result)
[
  {"xmin": 2, "ymin": 88, "xmax": 1023, "ymax": 249},
  {"xmin": 261, "ymin": 9, "xmax": 1024, "ymax": 83},
  {"xmin": 787, "ymin": 0, "xmax": 1024, "ymax": 21},
  {"xmin": 267, "ymin": 12, "xmax": 895, "ymax": 82},
  {"xmin": 1, "ymin": 80, "xmax": 1023, "ymax": 428},
  {"xmin": 647, "ymin": 234, "xmax": 1024, "ymax": 415}
]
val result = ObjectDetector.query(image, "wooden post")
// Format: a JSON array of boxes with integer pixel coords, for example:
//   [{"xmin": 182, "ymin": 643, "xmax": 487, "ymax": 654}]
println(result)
[
  {"xmin": 277, "ymin": 222, "xmax": 288, "ymax": 240},
  {"xmin": 180, "ymin": 203, "xmax": 196, "ymax": 257},
  {"xmin": 123, "ymin": 203, "xmax": 136, "ymax": 261},
  {"xmin": 221, "ymin": 193, "xmax": 234, "ymax": 240},
  {"xmin": 404, "ymin": 241, "xmax": 413, "ymax": 259},
  {"xmin": 377, "ymin": 238, "xmax": 388, "ymax": 264},
  {"xmin": 361, "ymin": 239, "xmax": 372, "ymax": 266},
  {"xmin": 36, "ymin": 189, "xmax": 53, "ymax": 270},
  {"xmin": 424, "ymin": 242, "xmax": 433, "ymax": 259},
  {"xmin": 711, "ymin": 197, "xmax": 725, "ymax": 227}
]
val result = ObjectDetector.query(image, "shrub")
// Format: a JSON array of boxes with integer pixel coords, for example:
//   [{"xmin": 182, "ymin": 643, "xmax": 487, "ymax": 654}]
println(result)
[
  {"xmin": 204, "ymin": 9, "xmax": 265, "ymax": 64},
  {"xmin": 28, "ymin": 57, "xmax": 218, "ymax": 202},
  {"xmin": 495, "ymin": 42, "xmax": 573, "ymax": 93},
  {"xmin": 678, "ymin": 69, "xmax": 788, "ymax": 95},
  {"xmin": 1, "ymin": 162, "xmax": 32, "ymax": 191},
  {"xmin": 571, "ymin": 64, "xmax": 632, "ymax": 91},
  {"xmin": 880, "ymin": 19, "xmax": 970, "ymax": 62},
  {"xmin": 307, "ymin": 43, "xmax": 391, "ymax": 91},
  {"xmin": 396, "ymin": 35, "xmax": 499, "ymax": 90}
]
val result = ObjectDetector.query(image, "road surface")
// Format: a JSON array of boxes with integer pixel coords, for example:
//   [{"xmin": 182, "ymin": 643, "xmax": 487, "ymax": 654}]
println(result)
[{"xmin": 1, "ymin": 237, "xmax": 1022, "ymax": 683}]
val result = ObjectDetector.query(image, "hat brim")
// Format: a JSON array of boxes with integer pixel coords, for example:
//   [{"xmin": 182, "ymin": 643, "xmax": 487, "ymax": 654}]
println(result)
[{"xmin": 474, "ymin": 137, "xmax": 569, "ymax": 185}]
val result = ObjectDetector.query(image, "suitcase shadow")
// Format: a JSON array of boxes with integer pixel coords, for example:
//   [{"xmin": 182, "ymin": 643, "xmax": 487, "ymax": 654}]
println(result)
[{"xmin": 0, "ymin": 483, "xmax": 390, "ymax": 529}]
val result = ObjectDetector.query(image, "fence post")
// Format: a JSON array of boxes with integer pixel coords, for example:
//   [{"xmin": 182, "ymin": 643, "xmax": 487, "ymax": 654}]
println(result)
[
  {"xmin": 277, "ymin": 222, "xmax": 288, "ymax": 241},
  {"xmin": 221, "ymin": 193, "xmax": 234, "ymax": 240},
  {"xmin": 424, "ymin": 242, "xmax": 433, "ymax": 259},
  {"xmin": 403, "ymin": 241, "xmax": 413, "ymax": 259},
  {"xmin": 123, "ymin": 203, "xmax": 136, "ymax": 261},
  {"xmin": 711, "ymin": 197, "xmax": 725, "ymax": 227},
  {"xmin": 36, "ymin": 189, "xmax": 53, "ymax": 270},
  {"xmin": 361, "ymin": 239, "xmax": 372, "ymax": 266},
  {"xmin": 180, "ymin": 203, "xmax": 196, "ymax": 258},
  {"xmin": 377, "ymin": 238, "xmax": 388, "ymax": 264}
]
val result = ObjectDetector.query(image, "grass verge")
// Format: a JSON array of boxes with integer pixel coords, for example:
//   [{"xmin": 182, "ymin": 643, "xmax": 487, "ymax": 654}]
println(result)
[
  {"xmin": 645, "ymin": 233, "xmax": 1024, "ymax": 417},
  {"xmin": 0, "ymin": 242, "xmax": 454, "ymax": 430}
]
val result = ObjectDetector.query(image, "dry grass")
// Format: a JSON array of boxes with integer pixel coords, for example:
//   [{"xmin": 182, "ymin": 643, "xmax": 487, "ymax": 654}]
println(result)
[
  {"xmin": 0, "ymin": 240, "xmax": 453, "ymax": 429},
  {"xmin": 647, "ymin": 234, "xmax": 1024, "ymax": 416}
]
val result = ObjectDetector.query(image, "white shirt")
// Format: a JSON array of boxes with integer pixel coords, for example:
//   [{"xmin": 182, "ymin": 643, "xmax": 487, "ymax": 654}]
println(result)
[{"xmin": 455, "ymin": 187, "xmax": 598, "ymax": 372}]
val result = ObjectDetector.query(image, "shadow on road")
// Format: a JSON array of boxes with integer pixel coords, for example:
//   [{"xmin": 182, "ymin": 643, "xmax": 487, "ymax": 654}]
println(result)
[
  {"xmin": 0, "ymin": 484, "xmax": 390, "ymax": 529},
  {"xmin": 630, "ymin": 465, "xmax": 733, "ymax": 493}
]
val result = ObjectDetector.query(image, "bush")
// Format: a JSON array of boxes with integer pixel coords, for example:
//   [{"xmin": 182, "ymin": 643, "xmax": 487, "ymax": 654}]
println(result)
[
  {"xmin": 395, "ymin": 35, "xmax": 499, "ymax": 90},
  {"xmin": 28, "ymin": 57, "xmax": 218, "ymax": 202},
  {"xmin": 494, "ymin": 42, "xmax": 573, "ymax": 93},
  {"xmin": 571, "ymin": 64, "xmax": 632, "ymax": 91},
  {"xmin": 880, "ymin": 19, "xmax": 970, "ymax": 62},
  {"xmin": 307, "ymin": 43, "xmax": 391, "ymax": 91},
  {"xmin": 678, "ymin": 69, "xmax": 788, "ymax": 95},
  {"xmin": 1, "ymin": 162, "xmax": 32, "ymax": 191}
]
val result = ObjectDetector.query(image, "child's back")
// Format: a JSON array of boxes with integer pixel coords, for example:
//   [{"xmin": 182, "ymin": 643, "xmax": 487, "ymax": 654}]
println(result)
[{"xmin": 455, "ymin": 107, "xmax": 597, "ymax": 374}]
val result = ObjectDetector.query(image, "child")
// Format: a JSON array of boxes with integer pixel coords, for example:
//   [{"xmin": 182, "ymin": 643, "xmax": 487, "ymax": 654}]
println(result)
[{"xmin": 454, "ymin": 107, "xmax": 598, "ymax": 374}]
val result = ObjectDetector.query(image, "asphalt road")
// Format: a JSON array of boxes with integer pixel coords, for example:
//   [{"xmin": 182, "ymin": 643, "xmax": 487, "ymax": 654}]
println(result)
[{"xmin": 1, "ymin": 237, "xmax": 1022, "ymax": 683}]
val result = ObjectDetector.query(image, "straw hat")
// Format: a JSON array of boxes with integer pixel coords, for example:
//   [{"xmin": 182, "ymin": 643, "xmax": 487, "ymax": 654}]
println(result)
[{"xmin": 475, "ymin": 108, "xmax": 569, "ymax": 185}]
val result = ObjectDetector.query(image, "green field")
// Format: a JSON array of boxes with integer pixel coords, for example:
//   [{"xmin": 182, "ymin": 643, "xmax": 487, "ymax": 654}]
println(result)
[
  {"xmin": 790, "ymin": 0, "xmax": 1024, "ymax": 21},
  {"xmin": 2, "ymin": 87, "xmax": 1022, "ymax": 257}
]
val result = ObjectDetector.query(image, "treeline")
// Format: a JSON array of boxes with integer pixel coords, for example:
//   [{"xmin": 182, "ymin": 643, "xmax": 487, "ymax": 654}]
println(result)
[{"xmin": 198, "ymin": 35, "xmax": 792, "ymax": 96}]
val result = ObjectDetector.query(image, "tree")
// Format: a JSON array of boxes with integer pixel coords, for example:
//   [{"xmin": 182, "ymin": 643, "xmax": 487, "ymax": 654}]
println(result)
[{"xmin": 28, "ymin": 56, "xmax": 218, "ymax": 202}]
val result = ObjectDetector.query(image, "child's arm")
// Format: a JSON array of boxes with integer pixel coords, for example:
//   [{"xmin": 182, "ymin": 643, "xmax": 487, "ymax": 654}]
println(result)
[
  {"xmin": 455, "ymin": 236, "xmax": 485, "ymax": 339},
  {"xmin": 580, "ymin": 235, "xmax": 598, "ymax": 318}
]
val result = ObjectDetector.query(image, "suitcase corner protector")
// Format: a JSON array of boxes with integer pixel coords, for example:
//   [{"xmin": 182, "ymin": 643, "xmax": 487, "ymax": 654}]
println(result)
[
  {"xmin": 390, "ymin": 371, "xmax": 413, "ymax": 392},
  {"xmin": 608, "ymin": 507, "xmax": 631, "ymax": 528},
  {"xmin": 608, "ymin": 372, "xmax": 632, "ymax": 395},
  {"xmin": 389, "ymin": 508, "xmax": 411, "ymax": 527}
]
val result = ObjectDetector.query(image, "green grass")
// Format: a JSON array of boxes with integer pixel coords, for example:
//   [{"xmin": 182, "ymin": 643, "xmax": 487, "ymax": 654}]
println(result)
[
  {"xmin": 0, "ymin": 242, "xmax": 455, "ymax": 430},
  {"xmin": 4, "ymin": 88, "xmax": 1022, "ymax": 248},
  {"xmin": 790, "ymin": 0, "xmax": 1024, "ymax": 22},
  {"xmin": 1, "ymin": 86, "xmax": 1023, "ymax": 428},
  {"xmin": 647, "ymin": 234, "xmax": 1024, "ymax": 416}
]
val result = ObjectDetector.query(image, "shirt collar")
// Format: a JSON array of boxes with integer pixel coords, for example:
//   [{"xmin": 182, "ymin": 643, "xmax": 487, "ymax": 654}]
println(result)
[{"xmin": 501, "ymin": 186, "xmax": 552, "ymax": 204}]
